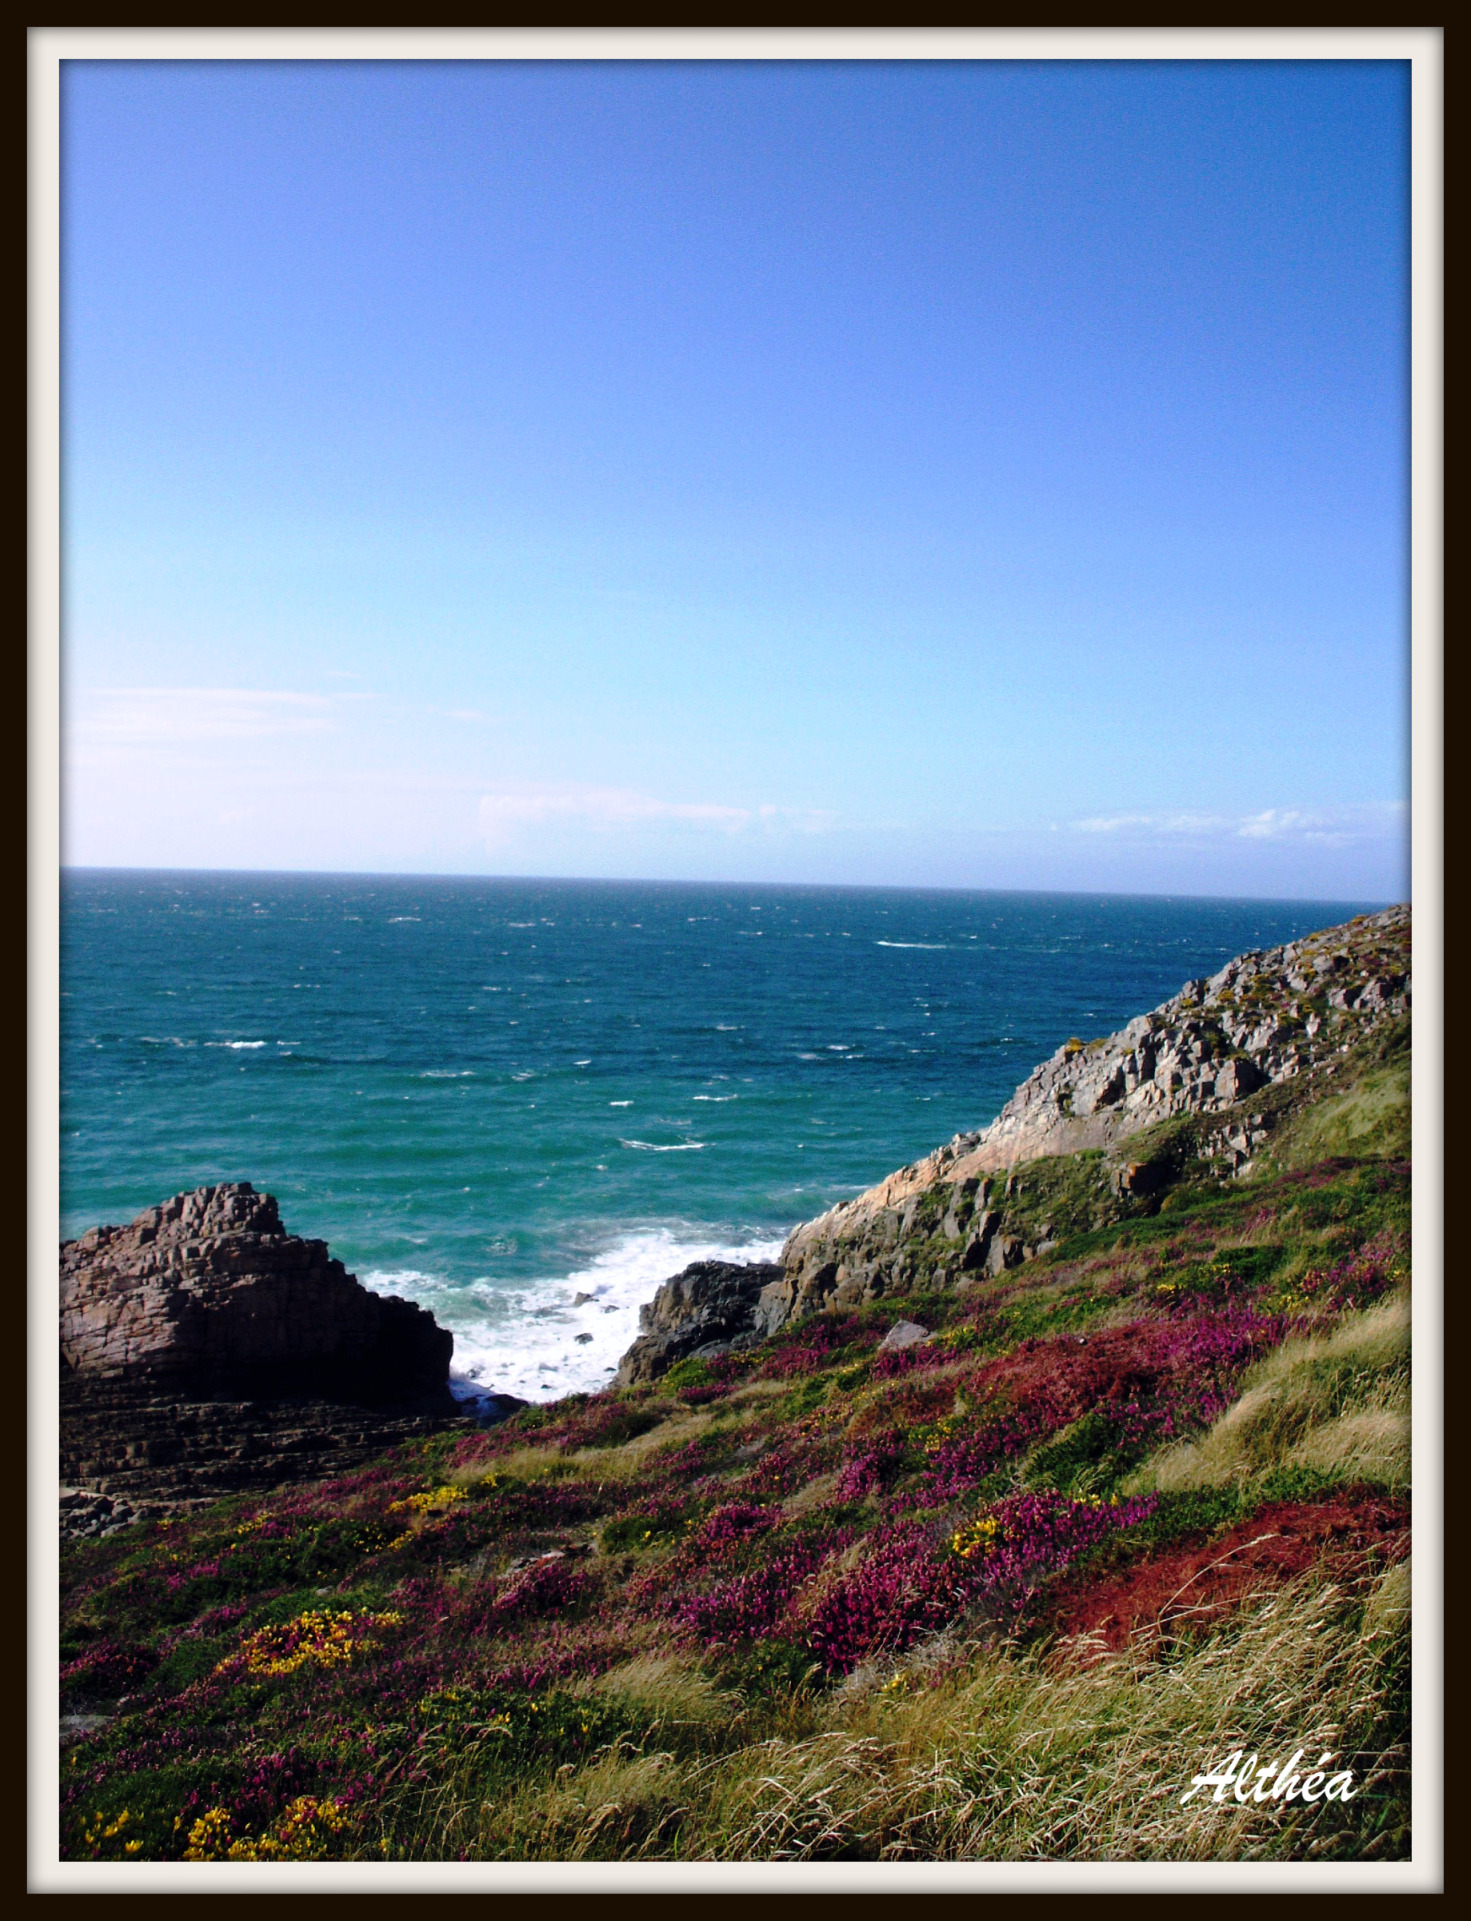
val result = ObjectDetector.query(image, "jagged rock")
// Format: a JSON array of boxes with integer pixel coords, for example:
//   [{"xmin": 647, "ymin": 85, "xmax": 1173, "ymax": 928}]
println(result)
[
  {"xmin": 61, "ymin": 1183, "xmax": 453, "ymax": 1406},
  {"xmin": 985, "ymin": 1234, "xmax": 1026, "ymax": 1276},
  {"xmin": 941, "ymin": 907, "xmax": 1406, "ymax": 1174},
  {"xmin": 777, "ymin": 906, "xmax": 1409, "ymax": 1319},
  {"xmin": 940, "ymin": 1177, "xmax": 981, "ymax": 1240},
  {"xmin": 1214, "ymin": 1057, "xmax": 1266, "ymax": 1103},
  {"xmin": 59, "ymin": 1185, "xmax": 471, "ymax": 1514},
  {"xmin": 613, "ymin": 1260, "xmax": 786, "ymax": 1387},
  {"xmin": 960, "ymin": 1208, "xmax": 999, "ymax": 1270}
]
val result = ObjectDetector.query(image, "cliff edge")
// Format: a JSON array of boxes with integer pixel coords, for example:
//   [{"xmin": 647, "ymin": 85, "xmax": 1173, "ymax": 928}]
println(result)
[
  {"xmin": 62, "ymin": 1182, "xmax": 454, "ymax": 1405},
  {"xmin": 773, "ymin": 905, "xmax": 1408, "ymax": 1325}
]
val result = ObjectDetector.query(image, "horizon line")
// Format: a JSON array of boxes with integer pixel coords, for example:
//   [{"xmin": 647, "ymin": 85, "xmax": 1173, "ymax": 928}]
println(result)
[{"xmin": 59, "ymin": 863, "xmax": 1401, "ymax": 912}]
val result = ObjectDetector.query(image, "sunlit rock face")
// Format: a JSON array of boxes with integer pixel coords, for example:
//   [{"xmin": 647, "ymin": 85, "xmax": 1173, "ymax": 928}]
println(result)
[{"xmin": 776, "ymin": 906, "xmax": 1410, "ymax": 1316}]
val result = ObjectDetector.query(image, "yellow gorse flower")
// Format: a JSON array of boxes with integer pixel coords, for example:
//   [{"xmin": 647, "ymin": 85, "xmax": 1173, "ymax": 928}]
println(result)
[
  {"xmin": 950, "ymin": 1491, "xmax": 1119, "ymax": 1561},
  {"xmin": 179, "ymin": 1806, "xmax": 232, "ymax": 1860},
  {"xmin": 86, "ymin": 1807, "xmax": 143, "ymax": 1855},
  {"xmin": 227, "ymin": 1607, "xmax": 404, "ymax": 1678},
  {"xmin": 922, "ymin": 1415, "xmax": 962, "ymax": 1455},
  {"xmin": 182, "ymin": 1796, "xmax": 349, "ymax": 1862},
  {"xmin": 388, "ymin": 1484, "xmax": 468, "ymax": 1516},
  {"xmin": 949, "ymin": 1513, "xmax": 1001, "ymax": 1560}
]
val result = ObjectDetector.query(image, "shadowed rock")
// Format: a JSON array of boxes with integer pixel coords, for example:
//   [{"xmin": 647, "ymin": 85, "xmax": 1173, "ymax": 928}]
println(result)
[
  {"xmin": 60, "ymin": 1185, "xmax": 467, "ymax": 1528},
  {"xmin": 61, "ymin": 1183, "xmax": 453, "ymax": 1407},
  {"xmin": 613, "ymin": 1259, "xmax": 786, "ymax": 1387}
]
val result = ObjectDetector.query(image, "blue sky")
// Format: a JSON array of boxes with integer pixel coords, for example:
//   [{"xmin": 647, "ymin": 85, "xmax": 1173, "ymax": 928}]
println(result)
[{"xmin": 61, "ymin": 58, "xmax": 1410, "ymax": 898}]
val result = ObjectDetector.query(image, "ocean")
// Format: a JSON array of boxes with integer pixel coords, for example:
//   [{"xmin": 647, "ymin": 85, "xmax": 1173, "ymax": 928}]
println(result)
[{"xmin": 60, "ymin": 871, "xmax": 1382, "ymax": 1406}]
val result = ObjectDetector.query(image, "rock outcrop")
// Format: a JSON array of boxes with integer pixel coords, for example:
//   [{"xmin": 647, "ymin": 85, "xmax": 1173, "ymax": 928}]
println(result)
[
  {"xmin": 59, "ymin": 1484, "xmax": 166, "ymax": 1542},
  {"xmin": 775, "ymin": 906, "xmax": 1409, "ymax": 1323},
  {"xmin": 60, "ymin": 1184, "xmax": 466, "ymax": 1528},
  {"xmin": 61, "ymin": 1183, "xmax": 453, "ymax": 1406},
  {"xmin": 613, "ymin": 1260, "xmax": 786, "ymax": 1388},
  {"xmin": 950, "ymin": 905, "xmax": 1408, "ymax": 1174}
]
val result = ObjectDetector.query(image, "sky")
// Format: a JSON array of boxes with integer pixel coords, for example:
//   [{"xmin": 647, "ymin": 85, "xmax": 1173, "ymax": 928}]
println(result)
[{"xmin": 60, "ymin": 57, "xmax": 1411, "ymax": 900}]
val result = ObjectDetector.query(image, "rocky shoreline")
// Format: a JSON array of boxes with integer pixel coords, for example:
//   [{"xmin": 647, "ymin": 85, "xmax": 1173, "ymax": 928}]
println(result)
[
  {"xmin": 58, "ymin": 1183, "xmax": 488, "ymax": 1533},
  {"xmin": 605, "ymin": 906, "xmax": 1410, "ymax": 1382},
  {"xmin": 60, "ymin": 905, "xmax": 1408, "ymax": 1528}
]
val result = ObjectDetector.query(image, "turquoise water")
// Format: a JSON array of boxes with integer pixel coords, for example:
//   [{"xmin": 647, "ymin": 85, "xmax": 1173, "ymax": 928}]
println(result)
[{"xmin": 60, "ymin": 871, "xmax": 1379, "ymax": 1402}]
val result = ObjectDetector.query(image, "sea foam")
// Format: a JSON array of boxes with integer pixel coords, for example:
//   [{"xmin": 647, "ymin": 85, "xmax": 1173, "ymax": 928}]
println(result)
[{"xmin": 361, "ymin": 1225, "xmax": 784, "ymax": 1407}]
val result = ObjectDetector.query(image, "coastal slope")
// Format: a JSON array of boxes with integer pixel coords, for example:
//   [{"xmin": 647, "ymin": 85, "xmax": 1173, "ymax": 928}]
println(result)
[{"xmin": 773, "ymin": 904, "xmax": 1408, "ymax": 1327}]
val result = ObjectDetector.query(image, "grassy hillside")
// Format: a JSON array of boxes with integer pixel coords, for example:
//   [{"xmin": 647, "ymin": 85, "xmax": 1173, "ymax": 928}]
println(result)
[{"xmin": 59, "ymin": 1021, "xmax": 1411, "ymax": 1864}]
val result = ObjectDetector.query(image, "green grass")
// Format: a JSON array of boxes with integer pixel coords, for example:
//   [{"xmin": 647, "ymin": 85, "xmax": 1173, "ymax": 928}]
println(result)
[
  {"xmin": 1264, "ymin": 1034, "xmax": 1410, "ymax": 1171},
  {"xmin": 374, "ymin": 1557, "xmax": 1409, "ymax": 1862}
]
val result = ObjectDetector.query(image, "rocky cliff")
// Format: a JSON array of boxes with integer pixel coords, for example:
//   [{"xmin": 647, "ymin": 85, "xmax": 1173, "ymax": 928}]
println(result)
[
  {"xmin": 58, "ymin": 1387, "xmax": 466, "ymax": 1526},
  {"xmin": 60, "ymin": 1184, "xmax": 466, "ymax": 1525},
  {"xmin": 61, "ymin": 1183, "xmax": 453, "ymax": 1406},
  {"xmin": 766, "ymin": 905, "xmax": 1409, "ymax": 1326}
]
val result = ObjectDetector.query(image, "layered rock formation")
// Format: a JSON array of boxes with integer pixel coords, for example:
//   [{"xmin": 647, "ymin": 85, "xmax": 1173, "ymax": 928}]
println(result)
[
  {"xmin": 60, "ymin": 1184, "xmax": 465, "ymax": 1525},
  {"xmin": 59, "ymin": 1386, "xmax": 463, "ymax": 1517},
  {"xmin": 772, "ymin": 906, "xmax": 1409, "ymax": 1324},
  {"xmin": 61, "ymin": 1183, "xmax": 453, "ymax": 1406},
  {"xmin": 613, "ymin": 1259, "xmax": 786, "ymax": 1387}
]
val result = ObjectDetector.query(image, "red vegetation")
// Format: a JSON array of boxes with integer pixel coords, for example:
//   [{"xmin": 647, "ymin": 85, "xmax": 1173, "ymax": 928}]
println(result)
[
  {"xmin": 965, "ymin": 1310, "xmax": 1282, "ymax": 1440},
  {"xmin": 1048, "ymin": 1489, "xmax": 1410, "ymax": 1651}
]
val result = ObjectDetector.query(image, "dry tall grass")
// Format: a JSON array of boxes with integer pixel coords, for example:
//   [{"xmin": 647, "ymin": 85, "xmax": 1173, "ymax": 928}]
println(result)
[
  {"xmin": 1129, "ymin": 1292, "xmax": 1410, "ymax": 1497},
  {"xmin": 367, "ymin": 1557, "xmax": 1408, "ymax": 1863}
]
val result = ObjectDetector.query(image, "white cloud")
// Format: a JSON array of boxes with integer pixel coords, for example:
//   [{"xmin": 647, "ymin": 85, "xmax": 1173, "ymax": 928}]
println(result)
[
  {"xmin": 1069, "ymin": 802, "xmax": 1406, "ymax": 848},
  {"xmin": 1237, "ymin": 808, "xmax": 1352, "ymax": 844},
  {"xmin": 72, "ymin": 687, "xmax": 336, "ymax": 745},
  {"xmin": 1074, "ymin": 812, "xmax": 1228, "ymax": 836},
  {"xmin": 479, "ymin": 786, "xmax": 836, "ymax": 847}
]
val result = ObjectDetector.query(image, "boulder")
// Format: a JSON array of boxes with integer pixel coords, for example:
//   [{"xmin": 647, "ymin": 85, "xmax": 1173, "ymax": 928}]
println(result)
[
  {"xmin": 60, "ymin": 1183, "xmax": 453, "ymax": 1408},
  {"xmin": 985, "ymin": 1234, "xmax": 1026, "ymax": 1276},
  {"xmin": 613, "ymin": 1259, "xmax": 786, "ymax": 1388},
  {"xmin": 878, "ymin": 1320, "xmax": 930, "ymax": 1352}
]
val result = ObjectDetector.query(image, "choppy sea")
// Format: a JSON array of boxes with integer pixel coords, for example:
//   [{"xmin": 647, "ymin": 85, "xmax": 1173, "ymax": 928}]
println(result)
[{"xmin": 60, "ymin": 872, "xmax": 1381, "ymax": 1406}]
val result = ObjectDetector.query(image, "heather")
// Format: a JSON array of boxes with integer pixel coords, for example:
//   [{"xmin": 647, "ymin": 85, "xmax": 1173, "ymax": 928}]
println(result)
[{"xmin": 60, "ymin": 1097, "xmax": 1411, "ymax": 1863}]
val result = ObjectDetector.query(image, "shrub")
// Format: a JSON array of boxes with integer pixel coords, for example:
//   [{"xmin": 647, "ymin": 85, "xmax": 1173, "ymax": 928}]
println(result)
[{"xmin": 61, "ymin": 1639, "xmax": 158, "ymax": 1703}]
